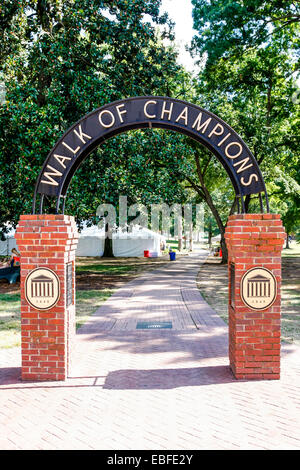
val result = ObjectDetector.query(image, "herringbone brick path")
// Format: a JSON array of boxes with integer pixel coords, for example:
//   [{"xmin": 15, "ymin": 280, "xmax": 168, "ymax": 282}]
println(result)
[{"xmin": 0, "ymin": 252, "xmax": 300, "ymax": 450}]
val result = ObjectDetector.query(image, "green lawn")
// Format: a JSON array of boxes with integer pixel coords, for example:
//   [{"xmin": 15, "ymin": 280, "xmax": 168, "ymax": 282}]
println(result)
[
  {"xmin": 0, "ymin": 292, "xmax": 22, "ymax": 349},
  {"xmin": 166, "ymin": 239, "xmax": 179, "ymax": 251},
  {"xmin": 75, "ymin": 289, "xmax": 114, "ymax": 329},
  {"xmin": 76, "ymin": 264, "xmax": 137, "ymax": 274},
  {"xmin": 0, "ymin": 289, "xmax": 114, "ymax": 348},
  {"xmin": 282, "ymin": 242, "xmax": 300, "ymax": 257}
]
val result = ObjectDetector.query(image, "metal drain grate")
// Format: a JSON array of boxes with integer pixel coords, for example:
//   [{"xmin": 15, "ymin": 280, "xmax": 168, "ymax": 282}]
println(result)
[{"xmin": 136, "ymin": 321, "xmax": 172, "ymax": 329}]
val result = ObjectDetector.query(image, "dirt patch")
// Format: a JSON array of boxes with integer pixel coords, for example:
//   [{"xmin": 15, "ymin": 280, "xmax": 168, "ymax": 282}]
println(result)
[
  {"xmin": 282, "ymin": 256, "xmax": 300, "ymax": 287},
  {"xmin": 76, "ymin": 255, "xmax": 181, "ymax": 290},
  {"xmin": 75, "ymin": 272, "xmax": 140, "ymax": 290},
  {"xmin": 196, "ymin": 258, "xmax": 228, "ymax": 322},
  {"xmin": 0, "ymin": 280, "xmax": 20, "ymax": 294}
]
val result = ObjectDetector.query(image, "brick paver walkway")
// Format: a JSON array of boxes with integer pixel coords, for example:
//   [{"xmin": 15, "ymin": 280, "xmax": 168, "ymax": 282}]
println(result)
[{"xmin": 0, "ymin": 251, "xmax": 300, "ymax": 450}]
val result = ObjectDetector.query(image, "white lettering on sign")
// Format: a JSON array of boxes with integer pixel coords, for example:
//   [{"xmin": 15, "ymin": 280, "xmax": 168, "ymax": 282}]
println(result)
[
  {"xmin": 39, "ymin": 98, "xmax": 261, "ymax": 190},
  {"xmin": 53, "ymin": 154, "xmax": 72, "ymax": 169},
  {"xmin": 62, "ymin": 141, "xmax": 80, "ymax": 154},
  {"xmin": 144, "ymin": 100, "xmax": 157, "ymax": 118},
  {"xmin": 191, "ymin": 112, "xmax": 212, "ymax": 133},
  {"xmin": 99, "ymin": 109, "xmax": 115, "ymax": 128},
  {"xmin": 241, "ymin": 173, "xmax": 259, "ymax": 186},
  {"xmin": 225, "ymin": 141, "xmax": 243, "ymax": 159},
  {"xmin": 98, "ymin": 105, "xmax": 128, "ymax": 128},
  {"xmin": 116, "ymin": 104, "xmax": 127, "ymax": 123},
  {"xmin": 217, "ymin": 132, "xmax": 231, "ymax": 147},
  {"xmin": 233, "ymin": 157, "xmax": 253, "ymax": 174},
  {"xmin": 175, "ymin": 106, "xmax": 188, "ymax": 125},
  {"xmin": 41, "ymin": 164, "xmax": 63, "ymax": 186},
  {"xmin": 73, "ymin": 124, "xmax": 92, "ymax": 144},
  {"xmin": 208, "ymin": 123, "xmax": 224, "ymax": 138},
  {"xmin": 161, "ymin": 101, "xmax": 173, "ymax": 120}
]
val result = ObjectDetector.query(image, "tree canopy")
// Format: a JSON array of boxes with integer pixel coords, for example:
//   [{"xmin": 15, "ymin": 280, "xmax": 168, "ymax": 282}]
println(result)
[
  {"xmin": 0, "ymin": 0, "xmax": 189, "ymax": 234},
  {"xmin": 190, "ymin": 0, "xmax": 300, "ymax": 243},
  {"xmin": 191, "ymin": 0, "xmax": 300, "ymax": 66},
  {"xmin": 0, "ymin": 0, "xmax": 299, "ymax": 255}
]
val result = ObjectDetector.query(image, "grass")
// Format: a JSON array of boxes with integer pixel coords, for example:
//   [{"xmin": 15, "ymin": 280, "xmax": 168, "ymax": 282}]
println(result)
[
  {"xmin": 0, "ymin": 289, "xmax": 114, "ymax": 348},
  {"xmin": 0, "ymin": 292, "xmax": 21, "ymax": 349},
  {"xmin": 166, "ymin": 239, "xmax": 179, "ymax": 251},
  {"xmin": 282, "ymin": 242, "xmax": 300, "ymax": 257},
  {"xmin": 75, "ymin": 289, "xmax": 114, "ymax": 329},
  {"xmin": 196, "ymin": 258, "xmax": 228, "ymax": 323},
  {"xmin": 76, "ymin": 264, "xmax": 137, "ymax": 274}
]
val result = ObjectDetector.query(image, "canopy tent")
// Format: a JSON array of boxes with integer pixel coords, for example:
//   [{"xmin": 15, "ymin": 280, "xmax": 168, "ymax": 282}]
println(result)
[
  {"xmin": 113, "ymin": 226, "xmax": 164, "ymax": 257},
  {"xmin": 75, "ymin": 225, "xmax": 105, "ymax": 257},
  {"xmin": 76, "ymin": 224, "xmax": 165, "ymax": 257},
  {"xmin": 0, "ymin": 223, "xmax": 165, "ymax": 258}
]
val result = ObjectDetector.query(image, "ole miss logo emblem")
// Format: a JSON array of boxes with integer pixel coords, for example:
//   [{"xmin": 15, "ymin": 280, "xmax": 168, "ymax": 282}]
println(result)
[
  {"xmin": 240, "ymin": 267, "xmax": 277, "ymax": 311},
  {"xmin": 25, "ymin": 268, "xmax": 60, "ymax": 310}
]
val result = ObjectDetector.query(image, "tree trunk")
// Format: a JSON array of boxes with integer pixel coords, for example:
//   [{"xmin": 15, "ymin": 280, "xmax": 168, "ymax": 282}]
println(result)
[
  {"xmin": 103, "ymin": 222, "xmax": 114, "ymax": 257},
  {"xmin": 220, "ymin": 233, "xmax": 228, "ymax": 264},
  {"xmin": 189, "ymin": 222, "xmax": 193, "ymax": 251},
  {"xmin": 185, "ymin": 152, "xmax": 229, "ymax": 264},
  {"xmin": 178, "ymin": 216, "xmax": 183, "ymax": 252},
  {"xmin": 208, "ymin": 223, "xmax": 212, "ymax": 249},
  {"xmin": 285, "ymin": 232, "xmax": 290, "ymax": 249}
]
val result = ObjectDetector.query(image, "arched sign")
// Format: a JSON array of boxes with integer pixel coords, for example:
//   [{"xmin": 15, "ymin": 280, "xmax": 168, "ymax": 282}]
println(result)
[{"xmin": 33, "ymin": 96, "xmax": 268, "ymax": 214}]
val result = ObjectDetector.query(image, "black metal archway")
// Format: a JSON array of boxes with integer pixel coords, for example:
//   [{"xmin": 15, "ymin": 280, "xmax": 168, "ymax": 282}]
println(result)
[{"xmin": 32, "ymin": 96, "xmax": 269, "ymax": 214}]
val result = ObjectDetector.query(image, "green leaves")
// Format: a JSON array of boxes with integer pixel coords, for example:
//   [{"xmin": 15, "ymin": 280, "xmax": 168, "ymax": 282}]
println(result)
[
  {"xmin": 191, "ymin": 0, "xmax": 300, "ymax": 66},
  {"xmin": 0, "ymin": 0, "xmax": 187, "ymax": 233},
  {"xmin": 191, "ymin": 0, "xmax": 300, "ymax": 233}
]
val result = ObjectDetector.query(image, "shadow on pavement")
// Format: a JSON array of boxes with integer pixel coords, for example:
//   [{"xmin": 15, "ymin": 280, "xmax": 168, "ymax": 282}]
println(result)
[
  {"xmin": 0, "ymin": 365, "xmax": 238, "ymax": 390},
  {"xmin": 102, "ymin": 365, "xmax": 237, "ymax": 389}
]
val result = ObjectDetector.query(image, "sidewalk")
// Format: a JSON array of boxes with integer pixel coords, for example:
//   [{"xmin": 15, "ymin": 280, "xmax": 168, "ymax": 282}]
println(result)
[{"xmin": 0, "ymin": 252, "xmax": 300, "ymax": 450}]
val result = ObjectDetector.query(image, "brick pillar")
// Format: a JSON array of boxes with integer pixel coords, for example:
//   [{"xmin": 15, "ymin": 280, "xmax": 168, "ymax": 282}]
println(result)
[
  {"xmin": 225, "ymin": 214, "xmax": 285, "ymax": 380},
  {"xmin": 15, "ymin": 215, "xmax": 78, "ymax": 381}
]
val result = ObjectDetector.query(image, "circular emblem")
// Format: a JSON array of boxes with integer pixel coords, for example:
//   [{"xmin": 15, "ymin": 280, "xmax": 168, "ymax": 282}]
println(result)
[
  {"xmin": 25, "ymin": 268, "xmax": 60, "ymax": 310},
  {"xmin": 240, "ymin": 267, "xmax": 277, "ymax": 311}
]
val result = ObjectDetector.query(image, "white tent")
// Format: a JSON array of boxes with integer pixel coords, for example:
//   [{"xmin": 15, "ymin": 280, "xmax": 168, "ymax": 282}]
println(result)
[
  {"xmin": 113, "ymin": 226, "xmax": 164, "ymax": 257},
  {"xmin": 76, "ymin": 224, "xmax": 165, "ymax": 257},
  {"xmin": 0, "ymin": 225, "xmax": 18, "ymax": 257},
  {"xmin": 0, "ymin": 222, "xmax": 165, "ymax": 258},
  {"xmin": 75, "ymin": 225, "xmax": 105, "ymax": 257}
]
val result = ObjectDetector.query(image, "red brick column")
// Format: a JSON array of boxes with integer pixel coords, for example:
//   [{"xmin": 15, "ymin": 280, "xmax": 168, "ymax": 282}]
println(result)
[
  {"xmin": 15, "ymin": 215, "xmax": 78, "ymax": 381},
  {"xmin": 225, "ymin": 214, "xmax": 285, "ymax": 380}
]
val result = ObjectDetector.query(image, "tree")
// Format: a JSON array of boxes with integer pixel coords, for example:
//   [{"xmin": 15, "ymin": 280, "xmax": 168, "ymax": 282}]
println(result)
[
  {"xmin": 189, "ymin": 0, "xmax": 300, "ymax": 259},
  {"xmin": 71, "ymin": 128, "xmax": 192, "ymax": 256},
  {"xmin": 191, "ymin": 0, "xmax": 300, "ymax": 67},
  {"xmin": 267, "ymin": 167, "xmax": 300, "ymax": 248},
  {"xmin": 0, "ymin": 0, "xmax": 187, "ymax": 240}
]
